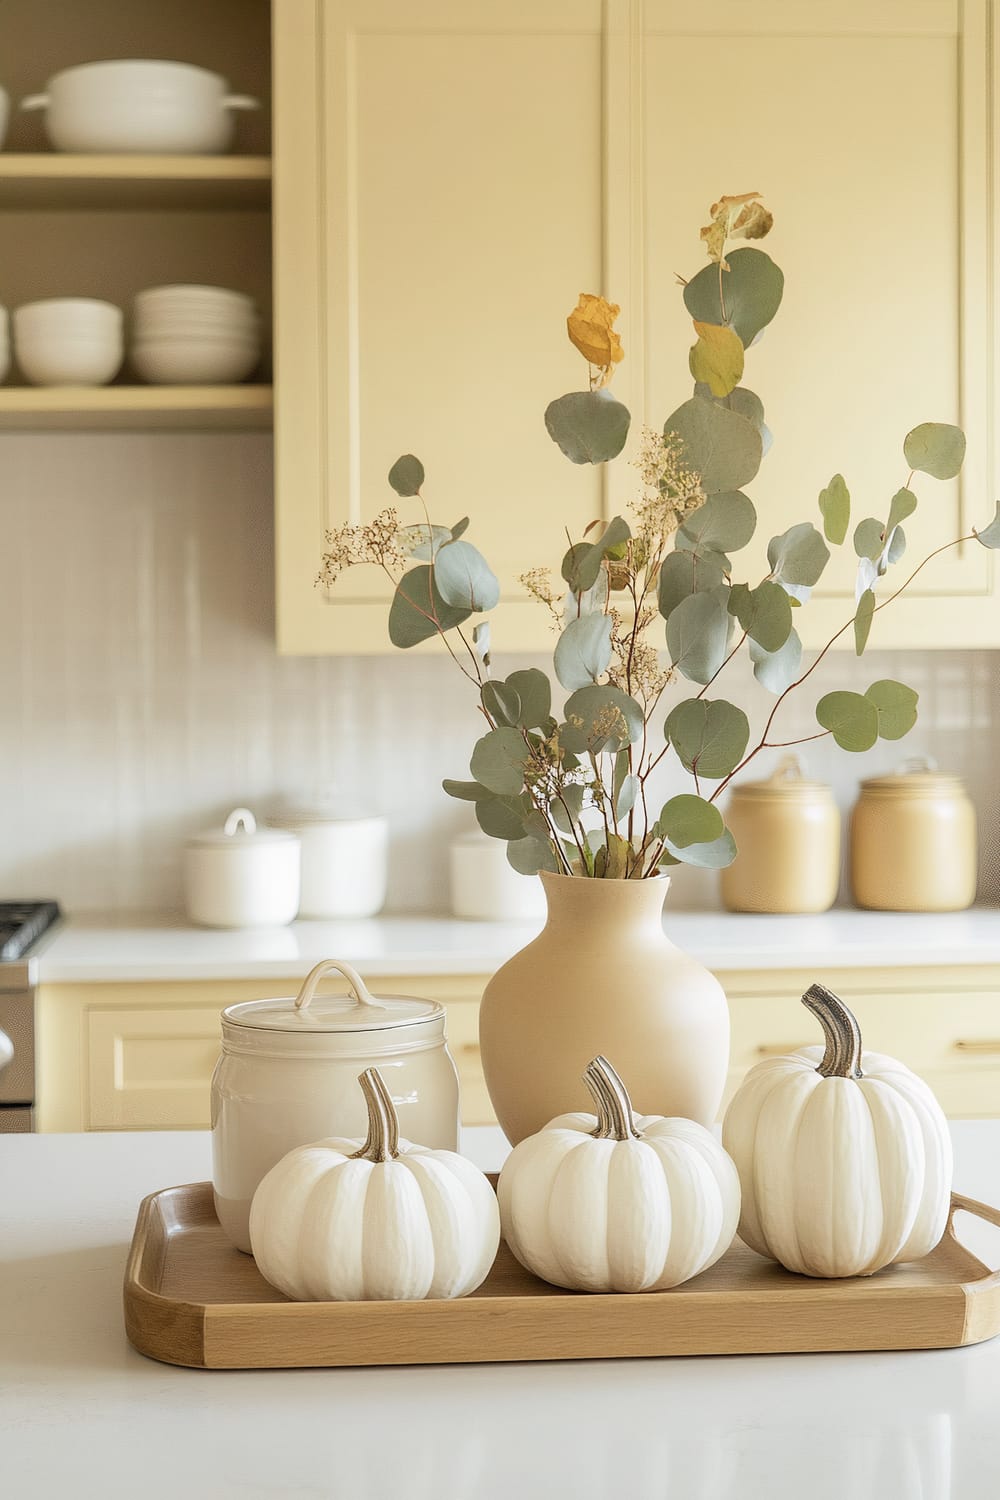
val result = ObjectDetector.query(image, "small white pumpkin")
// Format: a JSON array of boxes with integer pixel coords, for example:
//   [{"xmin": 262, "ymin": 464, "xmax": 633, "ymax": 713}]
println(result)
[
  {"xmin": 497, "ymin": 1054, "xmax": 740, "ymax": 1292},
  {"xmin": 249, "ymin": 1066, "xmax": 500, "ymax": 1301},
  {"xmin": 722, "ymin": 982, "xmax": 953, "ymax": 1278}
]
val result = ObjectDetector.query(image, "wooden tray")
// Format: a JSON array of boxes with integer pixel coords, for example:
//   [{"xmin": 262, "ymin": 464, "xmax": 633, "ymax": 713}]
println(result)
[{"xmin": 123, "ymin": 1181, "xmax": 1000, "ymax": 1369}]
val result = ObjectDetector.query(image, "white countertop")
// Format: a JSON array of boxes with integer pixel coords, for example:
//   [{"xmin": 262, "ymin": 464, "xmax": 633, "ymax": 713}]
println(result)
[
  {"xmin": 24, "ymin": 904, "xmax": 1000, "ymax": 984},
  {"xmin": 2, "ymin": 1124, "xmax": 1000, "ymax": 1499}
]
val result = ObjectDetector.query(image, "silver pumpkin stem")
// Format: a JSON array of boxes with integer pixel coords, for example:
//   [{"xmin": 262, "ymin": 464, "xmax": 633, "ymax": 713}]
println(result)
[
  {"xmin": 585, "ymin": 1055, "xmax": 642, "ymax": 1141},
  {"xmin": 350, "ymin": 1067, "xmax": 400, "ymax": 1162},
  {"xmin": 802, "ymin": 983, "xmax": 865, "ymax": 1080}
]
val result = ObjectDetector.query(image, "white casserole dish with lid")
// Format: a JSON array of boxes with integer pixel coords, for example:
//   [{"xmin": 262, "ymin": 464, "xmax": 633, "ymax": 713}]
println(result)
[{"xmin": 183, "ymin": 806, "xmax": 300, "ymax": 929}]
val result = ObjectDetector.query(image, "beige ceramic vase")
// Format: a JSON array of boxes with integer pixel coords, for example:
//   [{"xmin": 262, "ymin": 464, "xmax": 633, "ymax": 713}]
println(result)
[{"xmin": 478, "ymin": 872, "xmax": 730, "ymax": 1144}]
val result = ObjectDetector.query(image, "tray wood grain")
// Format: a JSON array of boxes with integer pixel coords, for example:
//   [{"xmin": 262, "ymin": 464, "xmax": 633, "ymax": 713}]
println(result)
[{"xmin": 123, "ymin": 1181, "xmax": 1000, "ymax": 1369}]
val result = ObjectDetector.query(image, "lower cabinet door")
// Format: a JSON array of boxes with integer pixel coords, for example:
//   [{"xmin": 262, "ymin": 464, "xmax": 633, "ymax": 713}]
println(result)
[{"xmin": 87, "ymin": 1007, "xmax": 222, "ymax": 1130}]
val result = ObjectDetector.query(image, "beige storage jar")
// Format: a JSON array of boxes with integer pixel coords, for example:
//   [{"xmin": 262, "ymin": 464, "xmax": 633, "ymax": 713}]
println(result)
[
  {"xmin": 720, "ymin": 758, "xmax": 841, "ymax": 913},
  {"xmin": 850, "ymin": 761, "xmax": 977, "ymax": 911},
  {"xmin": 211, "ymin": 958, "xmax": 460, "ymax": 1251}
]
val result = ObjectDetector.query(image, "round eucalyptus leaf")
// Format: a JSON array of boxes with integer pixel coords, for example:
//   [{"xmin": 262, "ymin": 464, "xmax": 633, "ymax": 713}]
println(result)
[
  {"xmin": 469, "ymin": 726, "xmax": 530, "ymax": 796},
  {"xmin": 551, "ymin": 783, "xmax": 585, "ymax": 835},
  {"xmin": 818, "ymin": 474, "xmax": 850, "ymax": 545},
  {"xmin": 476, "ymin": 794, "xmax": 529, "ymax": 841},
  {"xmin": 450, "ymin": 516, "xmax": 470, "ymax": 541},
  {"xmin": 656, "ymin": 793, "xmax": 725, "ymax": 849},
  {"xmin": 666, "ymin": 586, "xmax": 734, "ymax": 685},
  {"xmin": 853, "ymin": 518, "xmax": 885, "ymax": 561},
  {"xmin": 505, "ymin": 669, "xmax": 551, "ymax": 729},
  {"xmin": 749, "ymin": 627, "xmax": 802, "ymax": 694},
  {"xmin": 677, "ymin": 491, "xmax": 757, "ymax": 556},
  {"xmin": 481, "ymin": 680, "xmax": 521, "ymax": 727},
  {"xmin": 663, "ymin": 827, "xmax": 738, "ymax": 869},
  {"xmin": 560, "ymin": 684, "xmax": 644, "ymax": 753},
  {"xmin": 506, "ymin": 835, "xmax": 558, "ymax": 876},
  {"xmin": 865, "ymin": 678, "xmax": 919, "ymax": 740},
  {"xmin": 561, "ymin": 541, "xmax": 592, "ymax": 589},
  {"xmin": 442, "ymin": 779, "xmax": 489, "ymax": 802},
  {"xmin": 554, "ymin": 613, "xmax": 613, "ymax": 691},
  {"xmin": 886, "ymin": 487, "xmax": 917, "ymax": 535},
  {"xmin": 682, "ymin": 247, "xmax": 785, "ymax": 347},
  {"xmin": 767, "ymin": 522, "xmax": 830, "ymax": 586},
  {"xmin": 664, "ymin": 396, "xmax": 762, "ymax": 494},
  {"xmin": 388, "ymin": 454, "xmax": 425, "ymax": 496},
  {"xmin": 657, "ymin": 548, "xmax": 728, "ymax": 620},
  {"xmin": 884, "ymin": 524, "xmax": 906, "ymax": 567},
  {"xmin": 562, "ymin": 517, "xmax": 631, "ymax": 593},
  {"xmin": 729, "ymin": 579, "xmax": 793, "ymax": 653},
  {"xmin": 388, "ymin": 566, "xmax": 472, "ymax": 648},
  {"xmin": 816, "ymin": 691, "xmax": 879, "ymax": 751},
  {"xmin": 544, "ymin": 389, "xmax": 631, "ymax": 465},
  {"xmin": 665, "ymin": 698, "xmax": 750, "ymax": 779},
  {"xmin": 472, "ymin": 620, "xmax": 491, "ymax": 664},
  {"xmin": 854, "ymin": 589, "xmax": 876, "ymax": 656},
  {"xmin": 433, "ymin": 539, "xmax": 500, "ymax": 612},
  {"xmin": 973, "ymin": 501, "xmax": 1000, "ymax": 548},
  {"xmin": 615, "ymin": 773, "xmax": 639, "ymax": 821},
  {"xmin": 903, "ymin": 422, "xmax": 966, "ymax": 481}
]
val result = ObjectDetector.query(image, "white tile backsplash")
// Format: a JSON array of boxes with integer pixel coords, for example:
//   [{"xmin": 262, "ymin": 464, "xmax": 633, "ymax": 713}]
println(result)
[{"xmin": 0, "ymin": 430, "xmax": 996, "ymax": 914}]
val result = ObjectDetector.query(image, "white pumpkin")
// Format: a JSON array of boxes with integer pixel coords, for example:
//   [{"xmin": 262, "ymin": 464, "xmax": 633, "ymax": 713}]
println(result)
[
  {"xmin": 722, "ymin": 982, "xmax": 953, "ymax": 1278},
  {"xmin": 249, "ymin": 1066, "xmax": 500, "ymax": 1301},
  {"xmin": 497, "ymin": 1054, "xmax": 740, "ymax": 1292}
]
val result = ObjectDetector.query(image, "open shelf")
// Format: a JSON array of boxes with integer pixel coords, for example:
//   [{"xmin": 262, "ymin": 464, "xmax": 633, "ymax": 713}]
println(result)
[
  {"xmin": 0, "ymin": 155, "xmax": 271, "ymax": 210},
  {"xmin": 0, "ymin": 384, "xmax": 273, "ymax": 430}
]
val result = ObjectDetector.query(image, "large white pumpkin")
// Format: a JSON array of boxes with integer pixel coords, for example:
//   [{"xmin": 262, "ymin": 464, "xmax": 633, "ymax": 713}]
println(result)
[
  {"xmin": 722, "ymin": 982, "xmax": 953, "ymax": 1278},
  {"xmin": 497, "ymin": 1055, "xmax": 740, "ymax": 1292},
  {"xmin": 249, "ymin": 1066, "xmax": 500, "ymax": 1300}
]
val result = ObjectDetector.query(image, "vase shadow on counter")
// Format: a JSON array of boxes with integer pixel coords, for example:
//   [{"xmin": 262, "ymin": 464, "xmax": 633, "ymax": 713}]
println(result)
[{"xmin": 124, "ymin": 1182, "xmax": 1000, "ymax": 1370}]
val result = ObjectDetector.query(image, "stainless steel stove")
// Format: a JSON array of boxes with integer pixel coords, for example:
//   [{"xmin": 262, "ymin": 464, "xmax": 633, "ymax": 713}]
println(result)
[{"xmin": 0, "ymin": 901, "xmax": 61, "ymax": 1131}]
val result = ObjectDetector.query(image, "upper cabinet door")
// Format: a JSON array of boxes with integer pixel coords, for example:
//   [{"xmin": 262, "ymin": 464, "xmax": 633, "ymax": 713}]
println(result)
[
  {"xmin": 273, "ymin": 0, "xmax": 611, "ymax": 654},
  {"xmin": 634, "ymin": 0, "xmax": 999, "ymax": 648}
]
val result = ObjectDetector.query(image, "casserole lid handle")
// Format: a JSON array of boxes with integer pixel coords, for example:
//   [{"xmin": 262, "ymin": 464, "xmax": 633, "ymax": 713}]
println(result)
[{"xmin": 294, "ymin": 958, "xmax": 389, "ymax": 1015}]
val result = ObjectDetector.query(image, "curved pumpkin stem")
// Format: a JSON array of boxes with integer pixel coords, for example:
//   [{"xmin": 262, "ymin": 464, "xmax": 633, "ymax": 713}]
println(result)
[
  {"xmin": 802, "ymin": 983, "xmax": 864, "ymax": 1080},
  {"xmin": 584, "ymin": 1055, "xmax": 641, "ymax": 1141},
  {"xmin": 350, "ymin": 1067, "xmax": 400, "ymax": 1162}
]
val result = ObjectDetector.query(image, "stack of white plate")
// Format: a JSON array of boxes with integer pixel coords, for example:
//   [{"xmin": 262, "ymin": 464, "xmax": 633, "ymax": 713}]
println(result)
[
  {"xmin": 13, "ymin": 298, "xmax": 124, "ymax": 386},
  {"xmin": 131, "ymin": 284, "xmax": 262, "ymax": 384}
]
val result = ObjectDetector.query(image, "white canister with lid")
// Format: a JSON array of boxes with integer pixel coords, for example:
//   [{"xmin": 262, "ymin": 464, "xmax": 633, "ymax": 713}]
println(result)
[
  {"xmin": 269, "ymin": 798, "xmax": 388, "ymax": 918},
  {"xmin": 211, "ymin": 958, "xmax": 460, "ymax": 1250},
  {"xmin": 184, "ymin": 807, "xmax": 300, "ymax": 928}
]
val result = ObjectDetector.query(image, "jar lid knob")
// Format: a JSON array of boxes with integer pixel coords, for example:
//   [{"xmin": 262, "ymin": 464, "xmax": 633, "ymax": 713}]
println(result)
[
  {"xmin": 770, "ymin": 754, "xmax": 805, "ymax": 783},
  {"xmin": 223, "ymin": 807, "xmax": 257, "ymax": 836},
  {"xmin": 294, "ymin": 958, "xmax": 389, "ymax": 1014}
]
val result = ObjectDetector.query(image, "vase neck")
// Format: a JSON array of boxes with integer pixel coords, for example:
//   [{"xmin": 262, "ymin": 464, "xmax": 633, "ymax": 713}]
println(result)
[{"xmin": 538, "ymin": 873, "xmax": 669, "ymax": 940}]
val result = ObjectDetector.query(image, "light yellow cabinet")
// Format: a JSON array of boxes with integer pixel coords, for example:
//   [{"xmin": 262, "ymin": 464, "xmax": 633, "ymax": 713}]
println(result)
[
  {"xmin": 273, "ymin": 0, "xmax": 609, "ymax": 653},
  {"xmin": 36, "ymin": 963, "xmax": 1000, "ymax": 1130},
  {"xmin": 274, "ymin": 0, "xmax": 1000, "ymax": 653}
]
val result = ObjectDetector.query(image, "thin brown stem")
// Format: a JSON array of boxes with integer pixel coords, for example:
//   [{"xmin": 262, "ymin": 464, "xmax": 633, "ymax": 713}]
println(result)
[{"xmin": 696, "ymin": 630, "xmax": 747, "ymax": 699}]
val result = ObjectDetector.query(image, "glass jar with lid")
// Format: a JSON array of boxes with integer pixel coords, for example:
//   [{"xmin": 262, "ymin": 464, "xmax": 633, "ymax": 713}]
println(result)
[
  {"xmin": 850, "ymin": 758, "xmax": 978, "ymax": 911},
  {"xmin": 720, "ymin": 756, "xmax": 841, "ymax": 913},
  {"xmin": 211, "ymin": 958, "xmax": 460, "ymax": 1250}
]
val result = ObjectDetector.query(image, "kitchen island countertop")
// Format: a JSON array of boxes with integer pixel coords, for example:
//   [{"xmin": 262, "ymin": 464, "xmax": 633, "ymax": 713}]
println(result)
[
  {"xmin": 26, "ymin": 903, "xmax": 1000, "ymax": 984},
  {"xmin": 2, "ymin": 1124, "xmax": 1000, "ymax": 1499}
]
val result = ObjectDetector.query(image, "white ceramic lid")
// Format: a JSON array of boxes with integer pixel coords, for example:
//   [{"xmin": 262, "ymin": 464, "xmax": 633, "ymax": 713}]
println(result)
[
  {"xmin": 223, "ymin": 958, "xmax": 443, "ymax": 1034},
  {"xmin": 187, "ymin": 806, "xmax": 299, "ymax": 849}
]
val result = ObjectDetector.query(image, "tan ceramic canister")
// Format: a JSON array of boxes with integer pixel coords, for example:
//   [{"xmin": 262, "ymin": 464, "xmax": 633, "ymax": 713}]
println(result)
[
  {"xmin": 211, "ymin": 959, "xmax": 460, "ymax": 1251},
  {"xmin": 720, "ymin": 758, "xmax": 841, "ymax": 913},
  {"xmin": 850, "ymin": 761, "xmax": 977, "ymax": 911}
]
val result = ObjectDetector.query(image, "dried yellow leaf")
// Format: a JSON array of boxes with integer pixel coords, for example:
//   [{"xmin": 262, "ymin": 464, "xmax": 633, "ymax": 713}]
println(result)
[
  {"xmin": 567, "ymin": 293, "xmax": 624, "ymax": 379},
  {"xmin": 699, "ymin": 192, "xmax": 772, "ymax": 266},
  {"xmin": 689, "ymin": 320, "xmax": 745, "ymax": 397}
]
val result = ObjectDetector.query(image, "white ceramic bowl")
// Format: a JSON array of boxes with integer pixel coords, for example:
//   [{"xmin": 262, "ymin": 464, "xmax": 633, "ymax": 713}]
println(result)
[
  {"xmin": 16, "ymin": 330, "xmax": 124, "ymax": 386},
  {"xmin": 131, "ymin": 337, "xmax": 261, "ymax": 384},
  {"xmin": 20, "ymin": 60, "xmax": 260, "ymax": 155},
  {"xmin": 15, "ymin": 297, "xmax": 123, "ymax": 335},
  {"xmin": 134, "ymin": 315, "xmax": 261, "ymax": 339},
  {"xmin": 267, "ymin": 810, "xmax": 389, "ymax": 919},
  {"xmin": 135, "ymin": 283, "xmax": 257, "ymax": 313}
]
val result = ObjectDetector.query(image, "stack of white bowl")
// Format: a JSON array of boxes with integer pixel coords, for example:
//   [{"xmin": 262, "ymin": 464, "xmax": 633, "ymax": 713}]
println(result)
[
  {"xmin": 131, "ymin": 284, "xmax": 262, "ymax": 384},
  {"xmin": 13, "ymin": 298, "xmax": 124, "ymax": 386}
]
